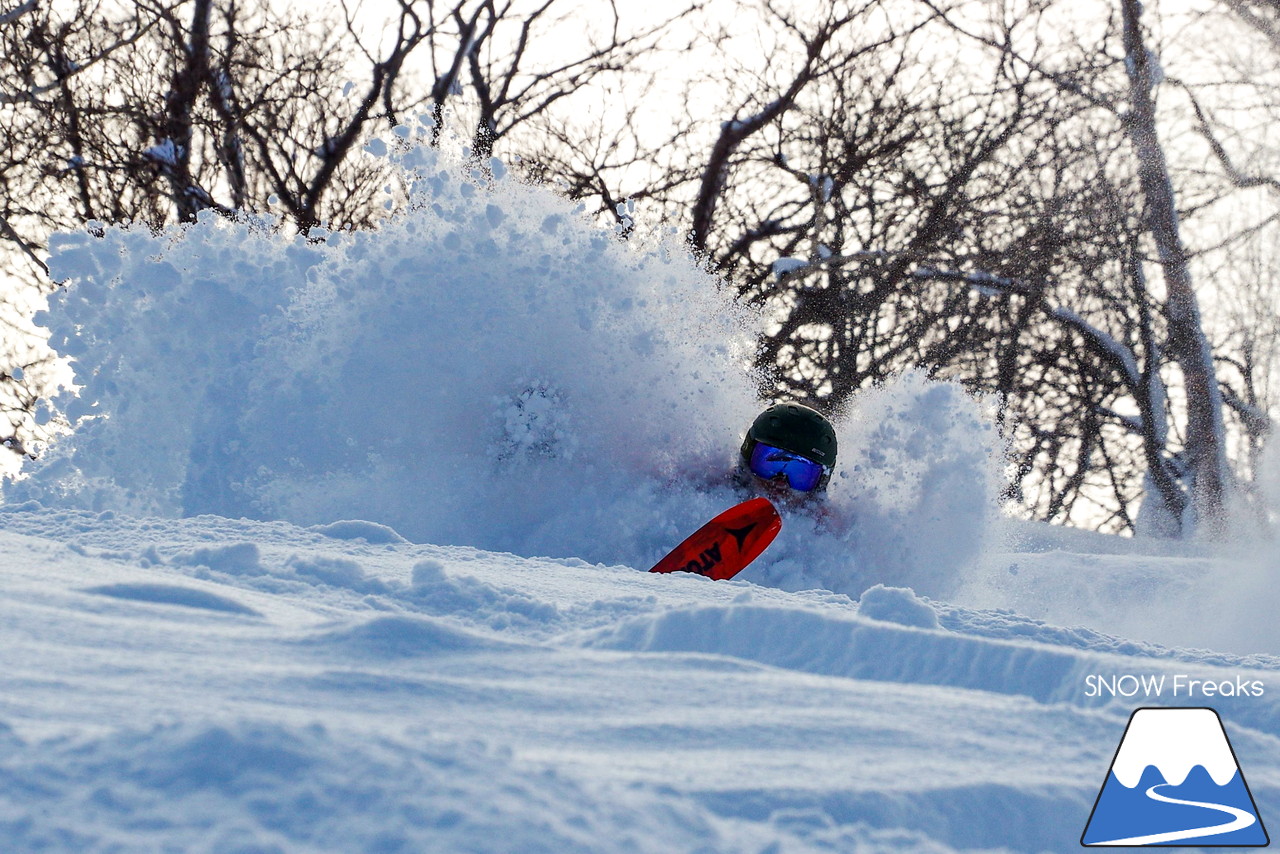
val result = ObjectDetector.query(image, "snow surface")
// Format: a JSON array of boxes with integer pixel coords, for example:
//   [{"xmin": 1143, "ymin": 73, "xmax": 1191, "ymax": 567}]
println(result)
[{"xmin": 4, "ymin": 133, "xmax": 1280, "ymax": 851}]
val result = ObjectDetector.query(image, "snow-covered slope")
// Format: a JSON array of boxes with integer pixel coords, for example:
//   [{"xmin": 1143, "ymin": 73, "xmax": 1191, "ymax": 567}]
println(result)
[
  {"xmin": 5, "ymin": 132, "xmax": 1280, "ymax": 852},
  {"xmin": 3, "ymin": 506, "xmax": 1279, "ymax": 853}
]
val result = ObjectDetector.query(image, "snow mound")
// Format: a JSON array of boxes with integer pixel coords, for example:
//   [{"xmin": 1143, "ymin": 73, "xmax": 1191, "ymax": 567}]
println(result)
[
  {"xmin": 305, "ymin": 614, "xmax": 520, "ymax": 657},
  {"xmin": 857, "ymin": 584, "xmax": 939, "ymax": 629},
  {"xmin": 310, "ymin": 519, "xmax": 408, "ymax": 544},
  {"xmin": 583, "ymin": 600, "xmax": 1280, "ymax": 737},
  {"xmin": 172, "ymin": 542, "xmax": 265, "ymax": 575},
  {"xmin": 286, "ymin": 554, "xmax": 391, "ymax": 595},
  {"xmin": 408, "ymin": 559, "xmax": 561, "ymax": 627},
  {"xmin": 585, "ymin": 602, "xmax": 1092, "ymax": 703}
]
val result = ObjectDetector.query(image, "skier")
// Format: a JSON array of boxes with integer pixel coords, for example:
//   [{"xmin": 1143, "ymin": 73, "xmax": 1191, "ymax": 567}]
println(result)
[
  {"xmin": 649, "ymin": 402, "xmax": 842, "ymax": 579},
  {"xmin": 736, "ymin": 402, "xmax": 838, "ymax": 505}
]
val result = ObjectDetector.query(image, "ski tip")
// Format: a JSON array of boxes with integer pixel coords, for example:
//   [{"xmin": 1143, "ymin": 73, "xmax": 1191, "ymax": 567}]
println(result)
[{"xmin": 648, "ymin": 496, "xmax": 783, "ymax": 579}]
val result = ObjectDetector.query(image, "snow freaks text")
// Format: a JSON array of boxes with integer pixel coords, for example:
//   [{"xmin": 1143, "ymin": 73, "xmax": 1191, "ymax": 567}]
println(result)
[{"xmin": 1084, "ymin": 674, "xmax": 1266, "ymax": 699}]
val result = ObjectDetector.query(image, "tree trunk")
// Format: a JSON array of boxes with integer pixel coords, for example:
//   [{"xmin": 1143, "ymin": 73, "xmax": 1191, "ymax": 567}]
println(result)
[{"xmin": 1120, "ymin": 0, "xmax": 1231, "ymax": 536}]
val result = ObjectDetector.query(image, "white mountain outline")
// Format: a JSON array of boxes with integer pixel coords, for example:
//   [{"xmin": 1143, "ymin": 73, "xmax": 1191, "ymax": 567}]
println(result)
[
  {"xmin": 1081, "ymin": 706, "xmax": 1269, "ymax": 848},
  {"xmin": 1112, "ymin": 708, "xmax": 1239, "ymax": 787}
]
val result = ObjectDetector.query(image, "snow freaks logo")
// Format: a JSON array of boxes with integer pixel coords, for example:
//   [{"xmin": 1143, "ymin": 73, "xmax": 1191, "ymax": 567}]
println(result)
[{"xmin": 1081, "ymin": 708, "xmax": 1269, "ymax": 847}]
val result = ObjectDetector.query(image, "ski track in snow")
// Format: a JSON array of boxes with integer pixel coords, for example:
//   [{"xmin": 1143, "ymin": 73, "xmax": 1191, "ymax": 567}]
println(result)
[{"xmin": 3, "ymin": 506, "xmax": 1280, "ymax": 853}]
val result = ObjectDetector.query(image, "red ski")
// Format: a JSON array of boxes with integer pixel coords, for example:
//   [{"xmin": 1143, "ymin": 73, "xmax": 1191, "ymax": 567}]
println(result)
[{"xmin": 648, "ymin": 497, "xmax": 782, "ymax": 580}]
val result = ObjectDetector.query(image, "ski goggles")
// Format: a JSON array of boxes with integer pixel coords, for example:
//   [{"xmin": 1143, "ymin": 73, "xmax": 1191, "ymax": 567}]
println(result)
[{"xmin": 747, "ymin": 442, "xmax": 828, "ymax": 492}]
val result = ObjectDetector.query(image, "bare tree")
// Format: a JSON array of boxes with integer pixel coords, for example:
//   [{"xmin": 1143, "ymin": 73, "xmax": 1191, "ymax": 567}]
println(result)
[
  {"xmin": 1116, "ymin": 0, "xmax": 1230, "ymax": 534},
  {"xmin": 544, "ymin": 0, "xmax": 1276, "ymax": 535},
  {"xmin": 0, "ymin": 0, "xmax": 692, "ymax": 235},
  {"xmin": 1222, "ymin": 0, "xmax": 1280, "ymax": 48}
]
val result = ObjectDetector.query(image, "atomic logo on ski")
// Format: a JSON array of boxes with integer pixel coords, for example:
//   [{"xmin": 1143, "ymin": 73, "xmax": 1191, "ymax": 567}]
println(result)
[
  {"xmin": 681, "ymin": 541, "xmax": 724, "ymax": 577},
  {"xmin": 1081, "ymin": 707, "xmax": 1268, "ymax": 847},
  {"xmin": 725, "ymin": 523, "xmax": 757, "ymax": 550},
  {"xmin": 648, "ymin": 497, "xmax": 782, "ymax": 581}
]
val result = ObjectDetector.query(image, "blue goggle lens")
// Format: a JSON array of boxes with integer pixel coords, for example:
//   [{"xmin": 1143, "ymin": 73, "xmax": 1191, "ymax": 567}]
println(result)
[{"xmin": 748, "ymin": 442, "xmax": 827, "ymax": 492}]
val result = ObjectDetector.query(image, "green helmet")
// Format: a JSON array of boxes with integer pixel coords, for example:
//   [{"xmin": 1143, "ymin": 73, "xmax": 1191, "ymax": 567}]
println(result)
[{"xmin": 740, "ymin": 402, "xmax": 838, "ymax": 484}]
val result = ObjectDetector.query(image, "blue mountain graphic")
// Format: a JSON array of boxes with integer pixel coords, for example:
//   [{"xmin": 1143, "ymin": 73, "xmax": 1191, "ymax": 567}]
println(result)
[{"xmin": 1083, "ymin": 764, "xmax": 1269, "ymax": 846}]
